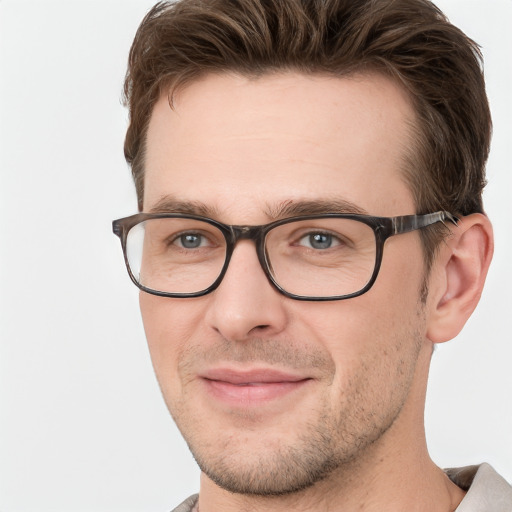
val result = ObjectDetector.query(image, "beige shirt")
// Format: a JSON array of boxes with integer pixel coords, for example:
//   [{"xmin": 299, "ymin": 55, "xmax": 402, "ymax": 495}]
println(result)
[
  {"xmin": 446, "ymin": 463, "xmax": 512, "ymax": 511},
  {"xmin": 171, "ymin": 463, "xmax": 512, "ymax": 512}
]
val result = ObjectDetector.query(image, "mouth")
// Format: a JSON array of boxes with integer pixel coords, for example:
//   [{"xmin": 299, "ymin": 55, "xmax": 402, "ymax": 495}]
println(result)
[{"xmin": 200, "ymin": 368, "xmax": 312, "ymax": 405}]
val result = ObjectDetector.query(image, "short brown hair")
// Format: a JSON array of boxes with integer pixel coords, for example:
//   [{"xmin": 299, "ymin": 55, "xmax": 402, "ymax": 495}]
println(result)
[{"xmin": 123, "ymin": 0, "xmax": 491, "ymax": 263}]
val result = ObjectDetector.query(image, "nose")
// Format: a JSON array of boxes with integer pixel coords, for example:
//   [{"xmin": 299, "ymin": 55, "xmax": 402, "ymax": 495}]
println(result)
[{"xmin": 204, "ymin": 240, "xmax": 289, "ymax": 341}]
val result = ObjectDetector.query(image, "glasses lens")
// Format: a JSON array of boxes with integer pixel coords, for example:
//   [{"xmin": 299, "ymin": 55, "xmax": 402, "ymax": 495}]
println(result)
[
  {"xmin": 265, "ymin": 218, "xmax": 377, "ymax": 298},
  {"xmin": 125, "ymin": 218, "xmax": 227, "ymax": 295}
]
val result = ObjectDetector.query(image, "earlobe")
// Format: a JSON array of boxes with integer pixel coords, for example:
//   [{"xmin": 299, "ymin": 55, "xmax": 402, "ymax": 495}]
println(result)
[{"xmin": 426, "ymin": 213, "xmax": 494, "ymax": 344}]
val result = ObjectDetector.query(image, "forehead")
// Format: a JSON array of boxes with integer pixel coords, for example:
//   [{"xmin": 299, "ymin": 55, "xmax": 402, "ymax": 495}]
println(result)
[{"xmin": 144, "ymin": 72, "xmax": 417, "ymax": 221}]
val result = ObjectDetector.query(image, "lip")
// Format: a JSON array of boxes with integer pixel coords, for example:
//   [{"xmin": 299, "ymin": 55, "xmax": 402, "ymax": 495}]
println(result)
[{"xmin": 200, "ymin": 368, "xmax": 312, "ymax": 406}]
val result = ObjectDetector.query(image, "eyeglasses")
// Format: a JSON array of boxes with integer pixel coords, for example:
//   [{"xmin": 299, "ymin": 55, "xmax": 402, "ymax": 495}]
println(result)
[{"xmin": 112, "ymin": 211, "xmax": 457, "ymax": 301}]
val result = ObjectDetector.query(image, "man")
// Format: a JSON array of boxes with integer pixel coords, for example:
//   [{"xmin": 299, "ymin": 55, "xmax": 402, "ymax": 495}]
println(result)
[{"xmin": 113, "ymin": 0, "xmax": 512, "ymax": 510}]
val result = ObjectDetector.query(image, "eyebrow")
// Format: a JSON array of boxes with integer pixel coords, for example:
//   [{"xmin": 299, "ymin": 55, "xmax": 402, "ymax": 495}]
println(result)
[
  {"xmin": 149, "ymin": 196, "xmax": 221, "ymax": 217},
  {"xmin": 265, "ymin": 199, "xmax": 369, "ymax": 219},
  {"xmin": 148, "ymin": 195, "xmax": 368, "ymax": 220}
]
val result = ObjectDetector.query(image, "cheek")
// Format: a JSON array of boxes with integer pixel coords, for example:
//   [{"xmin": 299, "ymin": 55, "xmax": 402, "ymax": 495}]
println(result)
[
  {"xmin": 139, "ymin": 293, "xmax": 205, "ymax": 381},
  {"xmin": 294, "ymin": 248, "xmax": 426, "ymax": 382},
  {"xmin": 140, "ymin": 293, "xmax": 168, "ymax": 363}
]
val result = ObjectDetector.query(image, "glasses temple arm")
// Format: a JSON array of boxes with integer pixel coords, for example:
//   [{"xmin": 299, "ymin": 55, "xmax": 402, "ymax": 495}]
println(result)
[{"xmin": 391, "ymin": 211, "xmax": 459, "ymax": 235}]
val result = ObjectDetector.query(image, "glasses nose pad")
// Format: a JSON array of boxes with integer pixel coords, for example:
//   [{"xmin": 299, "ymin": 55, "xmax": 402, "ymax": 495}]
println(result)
[
  {"xmin": 223, "ymin": 226, "xmax": 281, "ymax": 294},
  {"xmin": 254, "ymin": 231, "xmax": 279, "ymax": 288}
]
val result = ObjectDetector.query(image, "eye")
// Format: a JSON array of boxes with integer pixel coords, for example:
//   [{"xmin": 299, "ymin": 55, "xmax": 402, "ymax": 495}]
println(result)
[
  {"xmin": 174, "ymin": 232, "xmax": 209, "ymax": 249},
  {"xmin": 298, "ymin": 232, "xmax": 340, "ymax": 250}
]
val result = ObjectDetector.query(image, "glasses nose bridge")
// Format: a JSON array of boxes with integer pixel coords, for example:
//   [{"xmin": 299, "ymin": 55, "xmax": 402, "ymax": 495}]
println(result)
[
  {"xmin": 230, "ymin": 224, "xmax": 265, "ymax": 242},
  {"xmin": 227, "ymin": 224, "xmax": 269, "ymax": 270}
]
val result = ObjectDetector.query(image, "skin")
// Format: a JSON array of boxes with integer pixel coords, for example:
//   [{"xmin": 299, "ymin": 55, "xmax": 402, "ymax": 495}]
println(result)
[{"xmin": 139, "ymin": 72, "xmax": 493, "ymax": 511}]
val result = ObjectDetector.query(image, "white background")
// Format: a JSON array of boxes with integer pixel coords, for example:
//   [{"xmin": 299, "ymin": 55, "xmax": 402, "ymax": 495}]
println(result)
[{"xmin": 0, "ymin": 1, "xmax": 511, "ymax": 510}]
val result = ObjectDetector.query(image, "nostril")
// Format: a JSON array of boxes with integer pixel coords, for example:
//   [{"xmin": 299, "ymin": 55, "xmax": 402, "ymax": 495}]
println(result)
[{"xmin": 252, "ymin": 324, "xmax": 271, "ymax": 331}]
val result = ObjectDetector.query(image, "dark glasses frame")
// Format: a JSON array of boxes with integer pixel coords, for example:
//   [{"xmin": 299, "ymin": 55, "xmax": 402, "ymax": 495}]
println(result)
[{"xmin": 112, "ymin": 210, "xmax": 458, "ymax": 301}]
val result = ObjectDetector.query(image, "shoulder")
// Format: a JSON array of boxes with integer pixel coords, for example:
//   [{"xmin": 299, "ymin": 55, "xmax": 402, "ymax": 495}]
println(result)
[
  {"xmin": 446, "ymin": 464, "xmax": 512, "ymax": 511},
  {"xmin": 170, "ymin": 494, "xmax": 199, "ymax": 512}
]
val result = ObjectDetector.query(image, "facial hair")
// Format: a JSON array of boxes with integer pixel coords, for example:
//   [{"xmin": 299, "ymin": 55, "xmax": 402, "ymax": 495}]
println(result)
[{"xmin": 163, "ymin": 324, "xmax": 424, "ymax": 497}]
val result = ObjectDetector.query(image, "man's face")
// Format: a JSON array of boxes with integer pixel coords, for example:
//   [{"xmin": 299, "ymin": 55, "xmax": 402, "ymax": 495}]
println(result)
[{"xmin": 141, "ymin": 72, "xmax": 432, "ymax": 495}]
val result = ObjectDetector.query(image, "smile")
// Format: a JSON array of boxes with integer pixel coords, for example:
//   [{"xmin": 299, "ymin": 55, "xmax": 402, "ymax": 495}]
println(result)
[{"xmin": 200, "ymin": 368, "xmax": 312, "ymax": 406}]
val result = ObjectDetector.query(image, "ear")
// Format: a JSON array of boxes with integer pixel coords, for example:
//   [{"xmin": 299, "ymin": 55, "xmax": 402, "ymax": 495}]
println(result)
[{"xmin": 426, "ymin": 213, "xmax": 494, "ymax": 344}]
